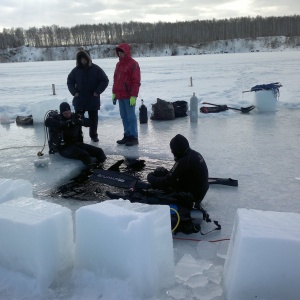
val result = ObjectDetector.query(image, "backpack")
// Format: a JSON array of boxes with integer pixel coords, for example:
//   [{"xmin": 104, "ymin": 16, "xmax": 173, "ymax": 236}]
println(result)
[
  {"xmin": 150, "ymin": 98, "xmax": 175, "ymax": 120},
  {"xmin": 172, "ymin": 101, "xmax": 188, "ymax": 118}
]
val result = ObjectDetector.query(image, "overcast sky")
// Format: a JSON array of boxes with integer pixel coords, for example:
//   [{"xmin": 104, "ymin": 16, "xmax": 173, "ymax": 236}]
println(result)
[{"xmin": 0, "ymin": 0, "xmax": 298, "ymax": 30}]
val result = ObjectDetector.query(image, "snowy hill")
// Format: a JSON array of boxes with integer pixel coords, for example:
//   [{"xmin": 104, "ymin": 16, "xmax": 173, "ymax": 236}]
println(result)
[{"xmin": 0, "ymin": 36, "xmax": 300, "ymax": 63}]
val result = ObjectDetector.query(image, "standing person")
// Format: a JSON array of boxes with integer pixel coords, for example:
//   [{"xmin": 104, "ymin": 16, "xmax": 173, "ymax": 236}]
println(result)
[
  {"xmin": 112, "ymin": 43, "xmax": 141, "ymax": 146},
  {"xmin": 147, "ymin": 134, "xmax": 209, "ymax": 209},
  {"xmin": 45, "ymin": 102, "xmax": 106, "ymax": 166},
  {"xmin": 67, "ymin": 50, "xmax": 109, "ymax": 142}
]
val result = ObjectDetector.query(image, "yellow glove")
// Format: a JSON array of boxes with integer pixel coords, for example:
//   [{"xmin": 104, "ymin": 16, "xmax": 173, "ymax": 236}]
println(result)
[
  {"xmin": 112, "ymin": 93, "xmax": 116, "ymax": 105},
  {"xmin": 130, "ymin": 96, "xmax": 136, "ymax": 106}
]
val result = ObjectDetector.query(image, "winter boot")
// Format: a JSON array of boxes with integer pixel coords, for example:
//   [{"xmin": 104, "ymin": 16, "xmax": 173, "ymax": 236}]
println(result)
[
  {"xmin": 117, "ymin": 134, "xmax": 130, "ymax": 144},
  {"xmin": 125, "ymin": 136, "xmax": 139, "ymax": 146}
]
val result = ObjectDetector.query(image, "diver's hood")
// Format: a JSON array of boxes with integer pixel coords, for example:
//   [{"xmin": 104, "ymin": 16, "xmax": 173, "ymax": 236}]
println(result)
[{"xmin": 170, "ymin": 134, "xmax": 190, "ymax": 160}]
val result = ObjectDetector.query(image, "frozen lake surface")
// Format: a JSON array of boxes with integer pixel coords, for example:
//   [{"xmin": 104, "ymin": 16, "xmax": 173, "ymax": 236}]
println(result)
[{"xmin": 0, "ymin": 51, "xmax": 300, "ymax": 299}]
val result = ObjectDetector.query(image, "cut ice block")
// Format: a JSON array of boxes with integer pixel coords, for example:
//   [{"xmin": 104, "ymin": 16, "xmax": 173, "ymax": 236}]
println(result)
[
  {"xmin": 223, "ymin": 208, "xmax": 300, "ymax": 300},
  {"xmin": 0, "ymin": 197, "xmax": 74, "ymax": 288},
  {"xmin": 75, "ymin": 200, "xmax": 174, "ymax": 298},
  {"xmin": 0, "ymin": 178, "xmax": 32, "ymax": 204}
]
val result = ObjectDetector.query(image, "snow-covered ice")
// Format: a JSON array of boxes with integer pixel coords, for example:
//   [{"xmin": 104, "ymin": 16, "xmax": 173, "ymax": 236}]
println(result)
[{"xmin": 0, "ymin": 51, "xmax": 300, "ymax": 299}]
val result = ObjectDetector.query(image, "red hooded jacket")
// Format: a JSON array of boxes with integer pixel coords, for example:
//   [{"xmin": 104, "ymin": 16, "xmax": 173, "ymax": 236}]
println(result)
[{"xmin": 112, "ymin": 43, "xmax": 141, "ymax": 100}]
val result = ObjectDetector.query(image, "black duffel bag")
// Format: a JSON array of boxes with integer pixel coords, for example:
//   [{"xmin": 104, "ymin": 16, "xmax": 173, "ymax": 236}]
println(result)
[{"xmin": 172, "ymin": 100, "xmax": 188, "ymax": 118}]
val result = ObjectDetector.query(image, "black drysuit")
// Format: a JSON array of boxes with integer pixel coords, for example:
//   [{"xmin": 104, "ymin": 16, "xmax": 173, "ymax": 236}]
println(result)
[
  {"xmin": 45, "ymin": 112, "xmax": 106, "ymax": 165},
  {"xmin": 147, "ymin": 134, "xmax": 209, "ymax": 207}
]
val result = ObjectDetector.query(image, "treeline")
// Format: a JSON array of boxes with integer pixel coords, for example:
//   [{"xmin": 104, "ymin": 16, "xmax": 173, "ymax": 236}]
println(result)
[{"xmin": 1, "ymin": 15, "xmax": 300, "ymax": 49}]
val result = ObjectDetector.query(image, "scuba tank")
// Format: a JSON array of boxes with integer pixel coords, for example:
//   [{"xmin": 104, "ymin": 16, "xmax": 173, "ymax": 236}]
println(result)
[
  {"xmin": 139, "ymin": 99, "xmax": 148, "ymax": 124},
  {"xmin": 190, "ymin": 93, "xmax": 198, "ymax": 122},
  {"xmin": 44, "ymin": 110, "xmax": 64, "ymax": 155}
]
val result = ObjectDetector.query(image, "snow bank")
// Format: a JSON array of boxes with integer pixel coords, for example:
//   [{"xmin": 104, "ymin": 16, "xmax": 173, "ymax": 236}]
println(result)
[{"xmin": 1, "ymin": 36, "xmax": 300, "ymax": 63}]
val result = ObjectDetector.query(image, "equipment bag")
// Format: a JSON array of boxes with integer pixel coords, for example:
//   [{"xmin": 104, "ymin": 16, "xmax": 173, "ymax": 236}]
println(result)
[
  {"xmin": 200, "ymin": 105, "xmax": 228, "ymax": 113},
  {"xmin": 170, "ymin": 203, "xmax": 221, "ymax": 235},
  {"xmin": 151, "ymin": 98, "xmax": 175, "ymax": 120},
  {"xmin": 172, "ymin": 101, "xmax": 188, "ymax": 118},
  {"xmin": 16, "ymin": 115, "xmax": 33, "ymax": 125}
]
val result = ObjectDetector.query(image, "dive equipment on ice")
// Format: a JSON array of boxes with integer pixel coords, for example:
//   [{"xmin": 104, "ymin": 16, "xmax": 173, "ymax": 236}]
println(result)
[
  {"xmin": 200, "ymin": 105, "xmax": 228, "ymax": 113},
  {"xmin": 190, "ymin": 93, "xmax": 198, "ymax": 122},
  {"xmin": 37, "ymin": 110, "xmax": 62, "ymax": 157},
  {"xmin": 202, "ymin": 102, "xmax": 255, "ymax": 113},
  {"xmin": 139, "ymin": 99, "xmax": 148, "ymax": 124}
]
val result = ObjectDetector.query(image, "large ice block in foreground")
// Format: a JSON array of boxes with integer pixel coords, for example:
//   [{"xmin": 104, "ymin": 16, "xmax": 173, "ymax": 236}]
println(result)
[
  {"xmin": 0, "ymin": 178, "xmax": 32, "ymax": 204},
  {"xmin": 223, "ymin": 208, "xmax": 300, "ymax": 300},
  {"xmin": 75, "ymin": 200, "xmax": 175, "ymax": 298},
  {"xmin": 0, "ymin": 197, "xmax": 74, "ymax": 289}
]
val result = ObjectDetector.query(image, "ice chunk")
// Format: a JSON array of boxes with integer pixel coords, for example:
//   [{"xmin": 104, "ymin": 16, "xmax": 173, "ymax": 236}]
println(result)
[
  {"xmin": 186, "ymin": 274, "xmax": 209, "ymax": 288},
  {"xmin": 30, "ymin": 98, "xmax": 68, "ymax": 123},
  {"xmin": 166, "ymin": 284, "xmax": 189, "ymax": 300},
  {"xmin": 0, "ymin": 178, "xmax": 32, "ymax": 204},
  {"xmin": 0, "ymin": 197, "xmax": 74, "ymax": 289},
  {"xmin": 192, "ymin": 281, "xmax": 223, "ymax": 300},
  {"xmin": 75, "ymin": 200, "xmax": 174, "ymax": 298},
  {"xmin": 175, "ymin": 254, "xmax": 212, "ymax": 281},
  {"xmin": 223, "ymin": 208, "xmax": 300, "ymax": 300},
  {"xmin": 34, "ymin": 157, "xmax": 50, "ymax": 168},
  {"xmin": 204, "ymin": 265, "xmax": 223, "ymax": 285}
]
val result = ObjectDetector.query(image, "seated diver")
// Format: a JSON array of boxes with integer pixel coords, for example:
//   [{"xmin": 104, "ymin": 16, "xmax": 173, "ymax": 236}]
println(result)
[
  {"xmin": 45, "ymin": 102, "xmax": 106, "ymax": 166},
  {"xmin": 147, "ymin": 134, "xmax": 209, "ymax": 209}
]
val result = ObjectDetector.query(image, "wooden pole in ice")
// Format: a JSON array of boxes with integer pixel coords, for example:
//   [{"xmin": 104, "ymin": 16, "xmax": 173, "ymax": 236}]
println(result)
[{"xmin": 52, "ymin": 84, "xmax": 56, "ymax": 95}]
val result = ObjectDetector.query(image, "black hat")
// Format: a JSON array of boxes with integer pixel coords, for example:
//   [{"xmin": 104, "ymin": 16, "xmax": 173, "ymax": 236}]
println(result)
[
  {"xmin": 60, "ymin": 102, "xmax": 71, "ymax": 113},
  {"xmin": 170, "ymin": 134, "xmax": 190, "ymax": 160}
]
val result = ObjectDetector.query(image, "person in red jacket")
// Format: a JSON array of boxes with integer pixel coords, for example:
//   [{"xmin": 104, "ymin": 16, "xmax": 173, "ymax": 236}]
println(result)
[{"xmin": 112, "ymin": 43, "xmax": 141, "ymax": 146}]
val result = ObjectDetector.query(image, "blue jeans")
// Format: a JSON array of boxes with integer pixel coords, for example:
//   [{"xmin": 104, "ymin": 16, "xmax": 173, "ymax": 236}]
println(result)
[{"xmin": 118, "ymin": 99, "xmax": 138, "ymax": 138}]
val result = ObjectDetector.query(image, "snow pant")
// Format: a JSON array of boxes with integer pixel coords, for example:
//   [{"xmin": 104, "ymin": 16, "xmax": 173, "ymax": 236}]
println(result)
[
  {"xmin": 76, "ymin": 110, "xmax": 99, "ymax": 139},
  {"xmin": 118, "ymin": 99, "xmax": 138, "ymax": 138},
  {"xmin": 59, "ymin": 143, "xmax": 106, "ymax": 165}
]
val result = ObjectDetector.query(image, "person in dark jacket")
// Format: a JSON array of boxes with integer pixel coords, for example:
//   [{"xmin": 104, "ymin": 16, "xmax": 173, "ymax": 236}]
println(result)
[
  {"xmin": 147, "ymin": 134, "xmax": 209, "ymax": 208},
  {"xmin": 67, "ymin": 50, "xmax": 109, "ymax": 142},
  {"xmin": 112, "ymin": 43, "xmax": 141, "ymax": 146},
  {"xmin": 45, "ymin": 102, "xmax": 106, "ymax": 166}
]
